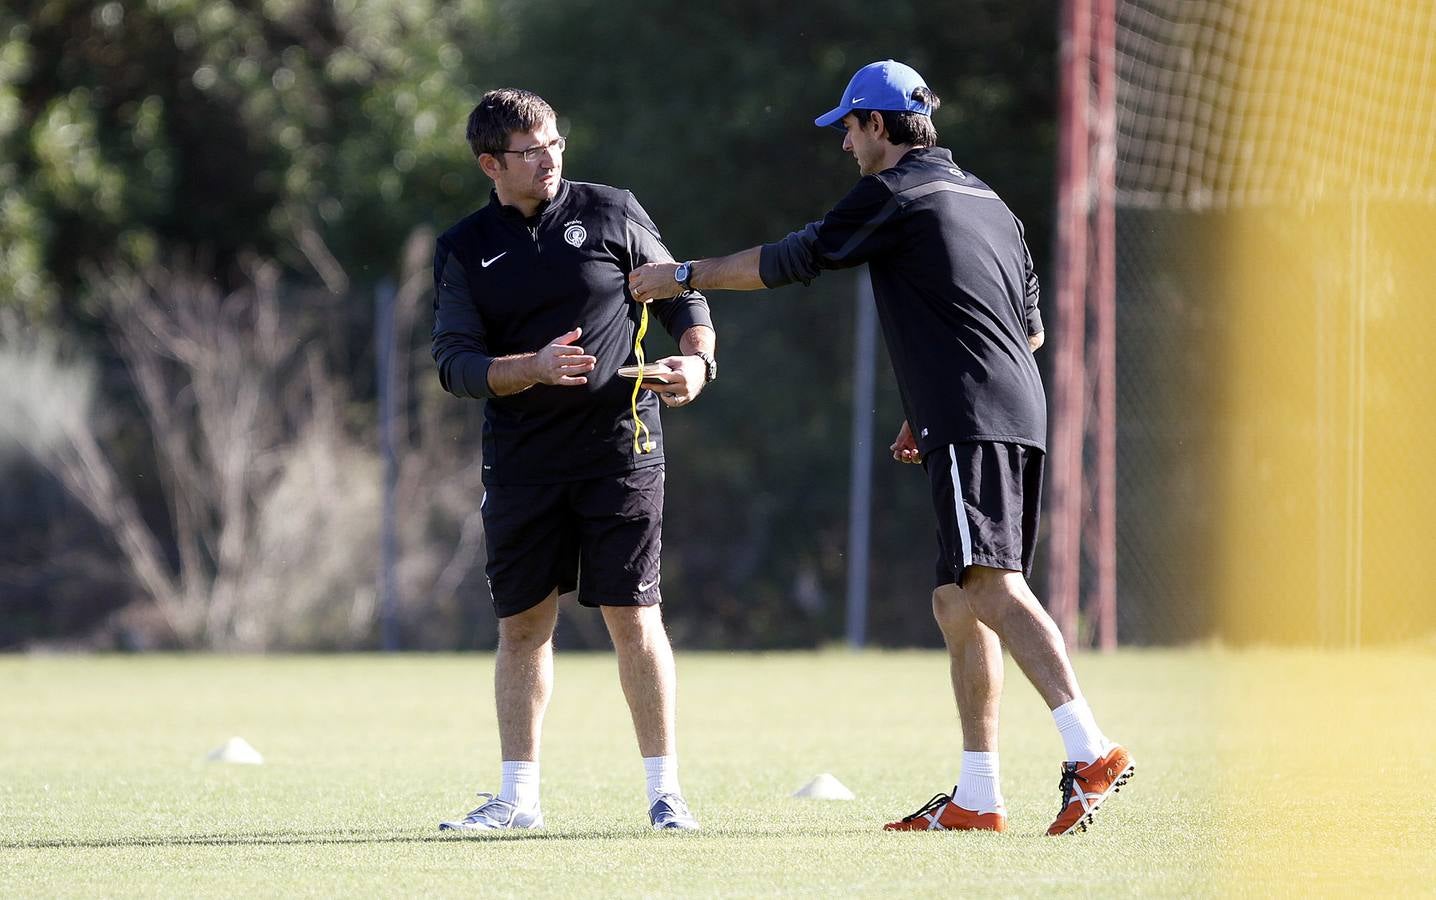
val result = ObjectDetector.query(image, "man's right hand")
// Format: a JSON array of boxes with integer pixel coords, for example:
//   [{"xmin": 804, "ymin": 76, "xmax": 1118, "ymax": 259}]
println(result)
[
  {"xmin": 487, "ymin": 327, "xmax": 597, "ymax": 396},
  {"xmin": 891, "ymin": 419, "xmax": 921, "ymax": 464},
  {"xmin": 529, "ymin": 327, "xmax": 596, "ymax": 386},
  {"xmin": 628, "ymin": 263, "xmax": 682, "ymax": 304}
]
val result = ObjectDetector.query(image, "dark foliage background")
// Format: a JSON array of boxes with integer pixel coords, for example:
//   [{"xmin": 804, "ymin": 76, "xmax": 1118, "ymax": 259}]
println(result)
[{"xmin": 0, "ymin": 0, "xmax": 1064, "ymax": 649}]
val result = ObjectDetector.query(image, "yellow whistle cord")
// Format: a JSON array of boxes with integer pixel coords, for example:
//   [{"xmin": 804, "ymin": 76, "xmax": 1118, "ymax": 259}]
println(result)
[{"xmin": 630, "ymin": 302, "xmax": 656, "ymax": 454}]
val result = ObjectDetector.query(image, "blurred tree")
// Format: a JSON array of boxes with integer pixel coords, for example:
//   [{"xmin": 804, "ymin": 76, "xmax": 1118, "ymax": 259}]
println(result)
[
  {"xmin": 0, "ymin": 240, "xmax": 487, "ymax": 650},
  {"xmin": 0, "ymin": 0, "xmax": 493, "ymax": 318}
]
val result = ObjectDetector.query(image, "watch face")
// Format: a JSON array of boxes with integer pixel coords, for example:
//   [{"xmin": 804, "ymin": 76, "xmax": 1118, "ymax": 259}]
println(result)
[{"xmin": 674, "ymin": 263, "xmax": 690, "ymax": 284}]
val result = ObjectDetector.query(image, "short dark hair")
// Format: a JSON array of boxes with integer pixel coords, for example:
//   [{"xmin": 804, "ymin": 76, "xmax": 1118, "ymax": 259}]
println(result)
[
  {"xmin": 855, "ymin": 86, "xmax": 941, "ymax": 147},
  {"xmin": 466, "ymin": 89, "xmax": 555, "ymax": 164}
]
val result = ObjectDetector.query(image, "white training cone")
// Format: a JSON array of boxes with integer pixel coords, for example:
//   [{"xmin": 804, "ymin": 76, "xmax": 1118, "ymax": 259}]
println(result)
[
  {"xmin": 792, "ymin": 773, "xmax": 855, "ymax": 800},
  {"xmin": 207, "ymin": 736, "xmax": 264, "ymax": 765}
]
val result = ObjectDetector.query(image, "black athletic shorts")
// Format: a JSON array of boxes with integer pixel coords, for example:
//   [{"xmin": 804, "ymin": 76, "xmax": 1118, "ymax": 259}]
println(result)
[
  {"xmin": 481, "ymin": 465, "xmax": 664, "ymax": 618},
  {"xmin": 924, "ymin": 441, "xmax": 1044, "ymax": 588}
]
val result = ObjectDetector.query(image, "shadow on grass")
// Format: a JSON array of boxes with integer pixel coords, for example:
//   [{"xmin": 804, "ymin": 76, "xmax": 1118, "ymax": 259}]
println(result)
[
  {"xmin": 6, "ymin": 829, "xmax": 628, "ymax": 850},
  {"xmin": 4, "ymin": 823, "xmax": 893, "ymax": 850}
]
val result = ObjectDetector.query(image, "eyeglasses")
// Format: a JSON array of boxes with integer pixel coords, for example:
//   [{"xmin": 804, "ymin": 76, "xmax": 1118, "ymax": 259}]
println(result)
[{"xmin": 495, "ymin": 136, "xmax": 566, "ymax": 163}]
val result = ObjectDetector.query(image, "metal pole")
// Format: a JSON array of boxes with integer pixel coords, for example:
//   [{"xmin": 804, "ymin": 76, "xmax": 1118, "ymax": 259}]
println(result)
[
  {"xmin": 1093, "ymin": 0, "xmax": 1118, "ymax": 651},
  {"xmin": 846, "ymin": 270, "xmax": 877, "ymax": 648},
  {"xmin": 376, "ymin": 278, "xmax": 400, "ymax": 651},
  {"xmin": 1049, "ymin": 0, "xmax": 1092, "ymax": 647}
]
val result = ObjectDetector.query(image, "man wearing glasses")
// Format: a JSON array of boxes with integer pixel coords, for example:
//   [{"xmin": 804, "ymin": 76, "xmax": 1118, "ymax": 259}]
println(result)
[
  {"xmin": 628, "ymin": 60, "xmax": 1132, "ymax": 837},
  {"xmin": 432, "ymin": 88, "xmax": 715, "ymax": 833}
]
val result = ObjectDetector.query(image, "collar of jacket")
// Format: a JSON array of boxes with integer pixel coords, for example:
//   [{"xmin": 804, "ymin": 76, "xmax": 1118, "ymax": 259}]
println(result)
[
  {"xmin": 901, "ymin": 146, "xmax": 953, "ymax": 166},
  {"xmin": 487, "ymin": 179, "xmax": 572, "ymax": 225}
]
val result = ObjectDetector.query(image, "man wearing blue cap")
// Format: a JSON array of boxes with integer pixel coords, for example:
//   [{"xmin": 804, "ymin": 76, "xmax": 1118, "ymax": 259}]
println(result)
[{"xmin": 629, "ymin": 60, "xmax": 1133, "ymax": 836}]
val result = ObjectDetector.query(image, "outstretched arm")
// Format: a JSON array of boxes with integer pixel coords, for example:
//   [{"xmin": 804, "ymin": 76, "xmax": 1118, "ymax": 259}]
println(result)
[
  {"xmin": 629, "ymin": 176, "xmax": 895, "ymax": 303},
  {"xmin": 628, "ymin": 247, "xmax": 765, "ymax": 302},
  {"xmin": 629, "ymin": 172, "xmax": 899, "ymax": 307}
]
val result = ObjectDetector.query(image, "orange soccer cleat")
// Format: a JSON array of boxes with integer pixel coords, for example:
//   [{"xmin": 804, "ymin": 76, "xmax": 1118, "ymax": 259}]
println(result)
[
  {"xmin": 1046, "ymin": 744, "xmax": 1135, "ymax": 836},
  {"xmin": 883, "ymin": 793, "xmax": 1007, "ymax": 832}
]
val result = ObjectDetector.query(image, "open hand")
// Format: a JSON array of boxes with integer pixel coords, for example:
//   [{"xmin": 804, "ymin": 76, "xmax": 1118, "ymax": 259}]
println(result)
[{"xmin": 532, "ymin": 327, "xmax": 596, "ymax": 386}]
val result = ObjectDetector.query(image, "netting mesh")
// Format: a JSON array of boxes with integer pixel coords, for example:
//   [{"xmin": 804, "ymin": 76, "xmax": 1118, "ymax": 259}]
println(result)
[
  {"xmin": 1112, "ymin": 208, "xmax": 1221, "ymax": 643},
  {"xmin": 1115, "ymin": 0, "xmax": 1436, "ymax": 208},
  {"xmin": 1109, "ymin": 0, "xmax": 1436, "ymax": 644}
]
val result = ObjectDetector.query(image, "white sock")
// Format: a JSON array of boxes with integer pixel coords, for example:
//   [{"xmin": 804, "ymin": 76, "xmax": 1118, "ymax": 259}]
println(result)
[
  {"xmin": 643, "ymin": 755, "xmax": 681, "ymax": 806},
  {"xmin": 498, "ymin": 759, "xmax": 540, "ymax": 809},
  {"xmin": 1052, "ymin": 698, "xmax": 1108, "ymax": 763},
  {"xmin": 953, "ymin": 750, "xmax": 1004, "ymax": 814}
]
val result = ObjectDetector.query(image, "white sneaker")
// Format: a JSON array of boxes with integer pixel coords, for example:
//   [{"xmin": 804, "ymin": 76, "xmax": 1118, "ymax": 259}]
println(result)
[
  {"xmin": 439, "ymin": 793, "xmax": 544, "ymax": 832},
  {"xmin": 648, "ymin": 792, "xmax": 700, "ymax": 831}
]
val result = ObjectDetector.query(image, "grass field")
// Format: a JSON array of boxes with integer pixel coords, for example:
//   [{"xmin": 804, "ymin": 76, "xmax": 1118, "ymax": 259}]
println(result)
[{"xmin": 2, "ymin": 648, "xmax": 1433, "ymax": 897}]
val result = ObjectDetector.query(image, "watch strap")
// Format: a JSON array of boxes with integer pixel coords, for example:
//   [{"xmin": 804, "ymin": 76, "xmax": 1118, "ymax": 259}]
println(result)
[{"xmin": 694, "ymin": 349, "xmax": 717, "ymax": 384}]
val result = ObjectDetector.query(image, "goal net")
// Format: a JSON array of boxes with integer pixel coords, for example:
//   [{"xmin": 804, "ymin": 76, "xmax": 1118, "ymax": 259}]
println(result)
[{"xmin": 1107, "ymin": 0, "xmax": 1436, "ymax": 645}]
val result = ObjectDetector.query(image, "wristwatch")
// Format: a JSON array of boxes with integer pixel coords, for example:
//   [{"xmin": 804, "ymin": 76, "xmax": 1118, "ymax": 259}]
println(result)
[
  {"xmin": 693, "ymin": 349, "xmax": 717, "ymax": 385},
  {"xmin": 674, "ymin": 260, "xmax": 696, "ymax": 291}
]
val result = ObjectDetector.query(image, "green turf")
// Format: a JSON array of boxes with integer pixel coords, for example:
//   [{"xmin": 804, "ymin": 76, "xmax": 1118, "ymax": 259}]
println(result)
[{"xmin": 1, "ymin": 649, "xmax": 1431, "ymax": 897}]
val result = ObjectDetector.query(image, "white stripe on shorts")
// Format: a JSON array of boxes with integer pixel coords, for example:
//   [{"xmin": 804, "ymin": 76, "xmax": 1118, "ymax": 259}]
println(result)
[{"xmin": 947, "ymin": 445, "xmax": 973, "ymax": 570}]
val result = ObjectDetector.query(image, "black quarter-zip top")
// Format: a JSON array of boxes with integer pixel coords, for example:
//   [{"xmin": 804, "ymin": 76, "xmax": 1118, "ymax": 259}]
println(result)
[{"xmin": 432, "ymin": 179, "xmax": 713, "ymax": 486}]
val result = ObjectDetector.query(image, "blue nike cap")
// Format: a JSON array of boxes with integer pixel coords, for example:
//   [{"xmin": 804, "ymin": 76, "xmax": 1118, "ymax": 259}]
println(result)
[{"xmin": 814, "ymin": 59, "xmax": 933, "ymax": 129}]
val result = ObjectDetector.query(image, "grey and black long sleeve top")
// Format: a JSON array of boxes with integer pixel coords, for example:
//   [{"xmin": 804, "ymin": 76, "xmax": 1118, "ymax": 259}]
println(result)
[{"xmin": 760, "ymin": 147, "xmax": 1046, "ymax": 455}]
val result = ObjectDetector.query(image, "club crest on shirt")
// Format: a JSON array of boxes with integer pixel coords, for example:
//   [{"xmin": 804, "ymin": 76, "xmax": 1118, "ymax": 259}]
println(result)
[{"xmin": 563, "ymin": 221, "xmax": 587, "ymax": 248}]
